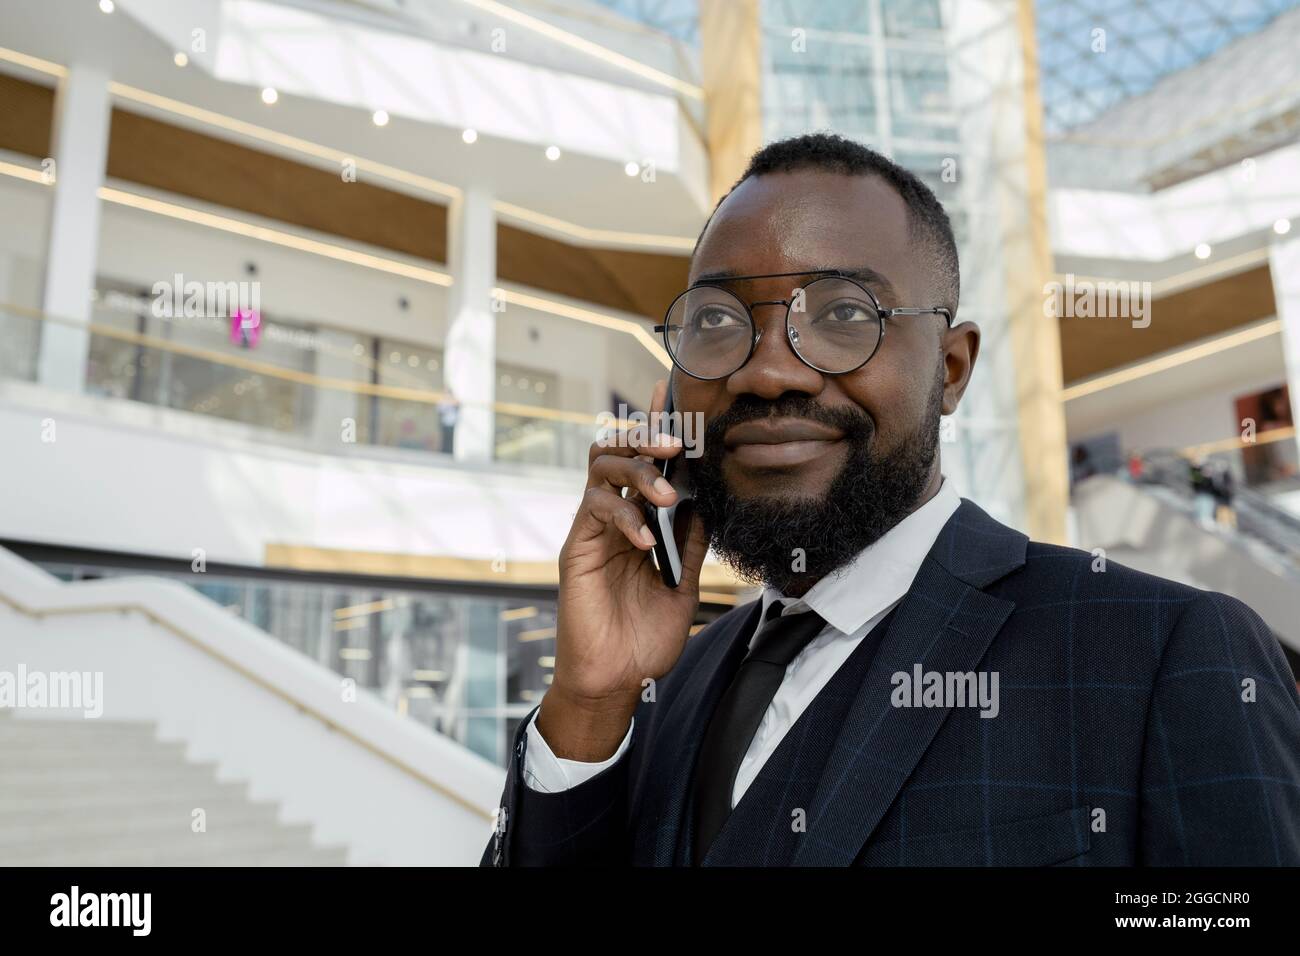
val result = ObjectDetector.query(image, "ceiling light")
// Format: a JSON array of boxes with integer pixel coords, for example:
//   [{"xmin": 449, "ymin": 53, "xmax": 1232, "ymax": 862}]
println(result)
[
  {"xmin": 372, "ymin": 109, "xmax": 389, "ymax": 127},
  {"xmin": 624, "ymin": 161, "xmax": 639, "ymax": 177},
  {"xmin": 99, "ymin": 0, "xmax": 114, "ymax": 12},
  {"xmin": 1194, "ymin": 242, "xmax": 1211, "ymax": 260},
  {"xmin": 173, "ymin": 52, "xmax": 188, "ymax": 67},
  {"xmin": 545, "ymin": 145, "xmax": 561, "ymax": 161},
  {"xmin": 1274, "ymin": 218, "xmax": 1292, "ymax": 236},
  {"xmin": 260, "ymin": 87, "xmax": 278, "ymax": 105},
  {"xmin": 462, "ymin": 128, "xmax": 478, "ymax": 144}
]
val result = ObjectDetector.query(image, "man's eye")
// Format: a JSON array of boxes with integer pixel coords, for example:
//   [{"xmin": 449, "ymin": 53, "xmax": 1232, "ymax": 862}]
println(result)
[
  {"xmin": 691, "ymin": 308, "xmax": 743, "ymax": 330},
  {"xmin": 815, "ymin": 300, "xmax": 873, "ymax": 323}
]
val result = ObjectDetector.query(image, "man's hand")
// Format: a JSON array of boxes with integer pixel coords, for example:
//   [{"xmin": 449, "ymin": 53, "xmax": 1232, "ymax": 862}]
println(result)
[{"xmin": 539, "ymin": 379, "xmax": 709, "ymax": 761}]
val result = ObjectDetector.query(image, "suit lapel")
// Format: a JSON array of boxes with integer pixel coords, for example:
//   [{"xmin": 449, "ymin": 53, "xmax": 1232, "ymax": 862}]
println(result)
[
  {"xmin": 632, "ymin": 598, "xmax": 762, "ymax": 866},
  {"xmin": 792, "ymin": 499, "xmax": 1026, "ymax": 867}
]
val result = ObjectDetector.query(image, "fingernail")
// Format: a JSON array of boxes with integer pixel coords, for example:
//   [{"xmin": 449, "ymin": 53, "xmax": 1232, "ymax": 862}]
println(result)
[
  {"xmin": 653, "ymin": 477, "xmax": 675, "ymax": 497},
  {"xmin": 638, "ymin": 525, "xmax": 656, "ymax": 547}
]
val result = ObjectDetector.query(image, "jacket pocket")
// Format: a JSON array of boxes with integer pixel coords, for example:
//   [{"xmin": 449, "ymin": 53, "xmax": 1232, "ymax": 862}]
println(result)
[{"xmin": 859, "ymin": 805, "xmax": 1092, "ymax": 866}]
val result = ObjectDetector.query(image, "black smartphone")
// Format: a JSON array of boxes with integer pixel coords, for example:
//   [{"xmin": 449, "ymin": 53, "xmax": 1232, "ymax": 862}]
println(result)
[{"xmin": 642, "ymin": 380, "xmax": 694, "ymax": 588}]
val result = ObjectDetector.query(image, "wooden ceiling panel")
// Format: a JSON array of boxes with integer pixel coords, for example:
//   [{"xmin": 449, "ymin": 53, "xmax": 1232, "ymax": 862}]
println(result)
[
  {"xmin": 0, "ymin": 73, "xmax": 54, "ymax": 159},
  {"xmin": 496, "ymin": 223, "xmax": 691, "ymax": 319},
  {"xmin": 1060, "ymin": 265, "xmax": 1277, "ymax": 383},
  {"xmin": 106, "ymin": 108, "xmax": 447, "ymax": 263}
]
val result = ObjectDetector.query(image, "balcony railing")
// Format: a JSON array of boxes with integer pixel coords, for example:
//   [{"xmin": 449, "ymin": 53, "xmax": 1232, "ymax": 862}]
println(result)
[{"xmin": 0, "ymin": 299, "xmax": 604, "ymax": 472}]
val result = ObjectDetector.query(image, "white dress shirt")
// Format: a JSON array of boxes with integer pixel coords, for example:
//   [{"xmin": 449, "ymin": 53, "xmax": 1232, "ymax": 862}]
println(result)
[{"xmin": 522, "ymin": 478, "xmax": 962, "ymax": 806}]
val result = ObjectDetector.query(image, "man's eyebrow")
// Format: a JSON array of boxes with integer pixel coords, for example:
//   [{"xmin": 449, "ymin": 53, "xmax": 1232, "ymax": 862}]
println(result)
[
  {"xmin": 839, "ymin": 267, "xmax": 898, "ymax": 301},
  {"xmin": 691, "ymin": 269, "xmax": 745, "ymax": 284},
  {"xmin": 690, "ymin": 266, "xmax": 898, "ymax": 301}
]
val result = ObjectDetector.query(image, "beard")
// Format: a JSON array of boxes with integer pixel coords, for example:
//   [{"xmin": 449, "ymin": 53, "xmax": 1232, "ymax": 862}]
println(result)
[{"xmin": 686, "ymin": 368, "xmax": 944, "ymax": 596}]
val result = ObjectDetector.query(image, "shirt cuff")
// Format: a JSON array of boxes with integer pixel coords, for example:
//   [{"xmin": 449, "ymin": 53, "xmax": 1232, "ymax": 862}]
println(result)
[{"xmin": 522, "ymin": 708, "xmax": 634, "ymax": 793}]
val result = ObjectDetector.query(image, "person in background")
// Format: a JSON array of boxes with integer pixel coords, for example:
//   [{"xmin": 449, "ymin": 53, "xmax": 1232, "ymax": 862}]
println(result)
[
  {"xmin": 1209, "ymin": 460, "xmax": 1237, "ymax": 530},
  {"xmin": 437, "ymin": 389, "xmax": 459, "ymax": 454},
  {"xmin": 1070, "ymin": 444, "xmax": 1097, "ymax": 486},
  {"xmin": 1127, "ymin": 452, "xmax": 1145, "ymax": 482},
  {"xmin": 1188, "ymin": 456, "xmax": 1217, "ymax": 529}
]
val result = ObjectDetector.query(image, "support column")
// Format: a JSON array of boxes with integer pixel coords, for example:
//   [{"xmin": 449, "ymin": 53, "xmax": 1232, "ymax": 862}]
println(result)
[
  {"xmin": 945, "ymin": 0, "xmax": 1067, "ymax": 543},
  {"xmin": 700, "ymin": 0, "xmax": 763, "ymax": 204},
  {"xmin": 37, "ymin": 63, "xmax": 112, "ymax": 394},
  {"xmin": 1268, "ymin": 232, "xmax": 1300, "ymax": 464},
  {"xmin": 444, "ymin": 183, "xmax": 496, "ymax": 465}
]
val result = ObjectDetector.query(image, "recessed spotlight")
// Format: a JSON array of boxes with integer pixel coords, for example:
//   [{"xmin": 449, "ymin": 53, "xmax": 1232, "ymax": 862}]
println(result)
[
  {"xmin": 99, "ymin": 0, "xmax": 114, "ymax": 12},
  {"xmin": 261, "ymin": 87, "xmax": 278, "ymax": 105},
  {"xmin": 545, "ymin": 145, "xmax": 561, "ymax": 161},
  {"xmin": 1194, "ymin": 242, "xmax": 1211, "ymax": 260},
  {"xmin": 462, "ymin": 128, "xmax": 478, "ymax": 144},
  {"xmin": 624, "ymin": 161, "xmax": 639, "ymax": 177},
  {"xmin": 372, "ymin": 109, "xmax": 389, "ymax": 127},
  {"xmin": 173, "ymin": 52, "xmax": 188, "ymax": 67},
  {"xmin": 1274, "ymin": 218, "xmax": 1292, "ymax": 236}
]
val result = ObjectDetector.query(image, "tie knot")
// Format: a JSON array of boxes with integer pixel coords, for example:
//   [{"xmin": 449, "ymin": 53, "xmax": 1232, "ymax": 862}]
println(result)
[{"xmin": 745, "ymin": 606, "xmax": 828, "ymax": 668}]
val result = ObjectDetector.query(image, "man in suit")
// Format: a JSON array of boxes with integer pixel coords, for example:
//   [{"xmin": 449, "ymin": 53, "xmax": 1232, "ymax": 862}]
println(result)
[{"xmin": 483, "ymin": 133, "xmax": 1300, "ymax": 867}]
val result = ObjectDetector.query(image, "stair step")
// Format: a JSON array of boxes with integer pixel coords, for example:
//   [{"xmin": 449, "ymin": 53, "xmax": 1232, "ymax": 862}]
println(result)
[
  {"xmin": 2, "ymin": 744, "xmax": 197, "ymax": 770},
  {"xmin": 0, "ymin": 782, "xmax": 254, "ymax": 817},
  {"xmin": 1, "ymin": 832, "xmax": 345, "ymax": 868},
  {"xmin": 0, "ymin": 711, "xmax": 350, "ymax": 866},
  {"xmin": 5, "ymin": 822, "xmax": 325, "ymax": 858},
  {"xmin": 0, "ymin": 729, "xmax": 184, "ymax": 753},
  {"xmin": 0, "ymin": 802, "xmax": 287, "ymax": 846},
  {"xmin": 0, "ymin": 718, "xmax": 158, "ymax": 738},
  {"xmin": 0, "ymin": 761, "xmax": 238, "ymax": 789}
]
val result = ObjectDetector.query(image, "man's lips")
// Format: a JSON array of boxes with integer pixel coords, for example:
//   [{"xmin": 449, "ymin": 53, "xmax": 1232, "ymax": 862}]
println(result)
[{"xmin": 723, "ymin": 418, "xmax": 847, "ymax": 468}]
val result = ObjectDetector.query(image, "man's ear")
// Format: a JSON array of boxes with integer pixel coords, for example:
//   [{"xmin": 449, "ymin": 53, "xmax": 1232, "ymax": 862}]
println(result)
[{"xmin": 940, "ymin": 321, "xmax": 980, "ymax": 416}]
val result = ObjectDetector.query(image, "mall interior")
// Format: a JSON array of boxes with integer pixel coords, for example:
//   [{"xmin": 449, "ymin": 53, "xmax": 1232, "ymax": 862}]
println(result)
[{"xmin": 0, "ymin": 0, "xmax": 1297, "ymax": 865}]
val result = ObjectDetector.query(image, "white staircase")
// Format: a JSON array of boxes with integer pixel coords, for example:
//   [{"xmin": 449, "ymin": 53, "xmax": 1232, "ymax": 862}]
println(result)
[
  {"xmin": 0, "ymin": 546, "xmax": 505, "ymax": 865},
  {"xmin": 0, "ymin": 711, "xmax": 347, "ymax": 866}
]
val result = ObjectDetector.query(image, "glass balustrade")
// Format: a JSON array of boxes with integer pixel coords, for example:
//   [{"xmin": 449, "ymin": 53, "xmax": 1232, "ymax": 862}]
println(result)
[{"xmin": 0, "ymin": 296, "xmax": 605, "ymax": 472}]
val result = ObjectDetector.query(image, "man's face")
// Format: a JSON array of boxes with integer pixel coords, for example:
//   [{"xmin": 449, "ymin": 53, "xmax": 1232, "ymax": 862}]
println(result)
[{"xmin": 677, "ymin": 169, "xmax": 977, "ymax": 594}]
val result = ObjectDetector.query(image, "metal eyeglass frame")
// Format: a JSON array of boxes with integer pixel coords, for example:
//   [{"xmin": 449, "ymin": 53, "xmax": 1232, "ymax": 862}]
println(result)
[{"xmin": 654, "ymin": 269, "xmax": 953, "ymax": 381}]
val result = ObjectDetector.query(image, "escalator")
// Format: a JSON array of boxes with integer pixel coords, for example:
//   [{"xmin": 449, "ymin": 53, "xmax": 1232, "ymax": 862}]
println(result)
[{"xmin": 1071, "ymin": 463, "xmax": 1300, "ymax": 670}]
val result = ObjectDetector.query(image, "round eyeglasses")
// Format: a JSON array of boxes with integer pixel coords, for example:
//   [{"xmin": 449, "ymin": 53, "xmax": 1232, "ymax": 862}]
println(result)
[{"xmin": 655, "ymin": 270, "xmax": 952, "ymax": 381}]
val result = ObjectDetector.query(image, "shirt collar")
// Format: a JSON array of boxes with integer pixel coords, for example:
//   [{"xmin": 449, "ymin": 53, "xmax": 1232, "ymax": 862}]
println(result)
[{"xmin": 759, "ymin": 478, "xmax": 961, "ymax": 636}]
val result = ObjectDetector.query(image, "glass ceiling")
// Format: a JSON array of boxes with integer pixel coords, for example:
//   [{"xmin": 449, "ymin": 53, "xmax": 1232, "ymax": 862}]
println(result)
[{"xmin": 1036, "ymin": 0, "xmax": 1300, "ymax": 134}]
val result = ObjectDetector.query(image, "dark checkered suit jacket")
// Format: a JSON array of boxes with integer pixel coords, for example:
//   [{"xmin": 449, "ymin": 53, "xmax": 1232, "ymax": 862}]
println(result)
[{"xmin": 483, "ymin": 499, "xmax": 1300, "ymax": 866}]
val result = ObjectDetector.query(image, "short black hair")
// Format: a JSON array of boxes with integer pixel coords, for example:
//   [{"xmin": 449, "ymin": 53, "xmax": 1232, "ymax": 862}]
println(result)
[{"xmin": 698, "ymin": 132, "xmax": 960, "ymax": 316}]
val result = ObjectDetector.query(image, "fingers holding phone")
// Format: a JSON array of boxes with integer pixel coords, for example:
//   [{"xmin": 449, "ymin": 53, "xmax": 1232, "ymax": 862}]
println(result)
[{"xmin": 547, "ymin": 379, "xmax": 707, "ymax": 752}]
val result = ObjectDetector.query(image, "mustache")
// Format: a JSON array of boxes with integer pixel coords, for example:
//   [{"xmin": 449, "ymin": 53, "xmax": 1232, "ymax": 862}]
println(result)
[{"xmin": 701, "ymin": 395, "xmax": 875, "ymax": 451}]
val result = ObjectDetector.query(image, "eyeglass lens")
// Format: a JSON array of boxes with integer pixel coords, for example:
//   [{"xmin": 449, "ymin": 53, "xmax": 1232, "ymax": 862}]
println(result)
[{"xmin": 663, "ymin": 276, "xmax": 881, "ymax": 378}]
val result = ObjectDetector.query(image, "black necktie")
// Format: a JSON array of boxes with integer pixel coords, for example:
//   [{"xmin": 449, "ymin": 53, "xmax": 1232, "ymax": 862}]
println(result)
[{"xmin": 691, "ymin": 601, "xmax": 828, "ymax": 864}]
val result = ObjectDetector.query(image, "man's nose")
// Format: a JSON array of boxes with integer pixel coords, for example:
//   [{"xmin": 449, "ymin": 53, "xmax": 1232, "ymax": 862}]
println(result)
[{"xmin": 725, "ymin": 301, "xmax": 824, "ymax": 400}]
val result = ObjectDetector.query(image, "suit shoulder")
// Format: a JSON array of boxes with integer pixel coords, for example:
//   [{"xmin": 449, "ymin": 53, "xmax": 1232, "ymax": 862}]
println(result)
[
  {"xmin": 1015, "ymin": 539, "xmax": 1203, "ymax": 603},
  {"xmin": 1013, "ymin": 542, "xmax": 1281, "ymax": 653}
]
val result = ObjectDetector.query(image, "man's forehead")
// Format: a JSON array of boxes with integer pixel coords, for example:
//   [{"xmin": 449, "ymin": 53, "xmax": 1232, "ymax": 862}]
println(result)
[{"xmin": 690, "ymin": 170, "xmax": 913, "ymax": 284}]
